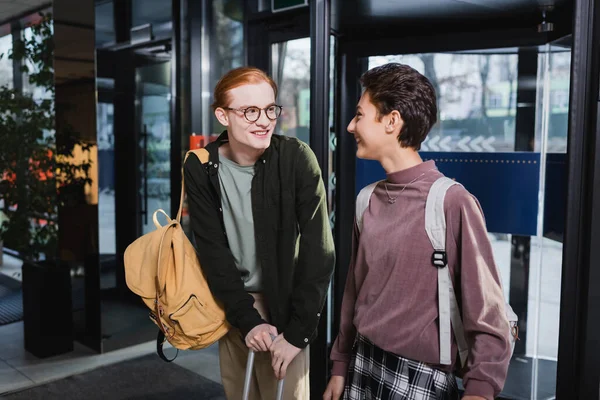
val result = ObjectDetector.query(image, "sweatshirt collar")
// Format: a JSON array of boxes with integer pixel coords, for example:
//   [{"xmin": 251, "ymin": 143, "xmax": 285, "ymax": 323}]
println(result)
[{"xmin": 386, "ymin": 160, "xmax": 438, "ymax": 184}]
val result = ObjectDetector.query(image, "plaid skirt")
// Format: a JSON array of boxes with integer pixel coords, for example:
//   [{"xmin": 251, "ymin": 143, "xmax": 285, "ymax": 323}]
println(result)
[{"xmin": 344, "ymin": 334, "xmax": 459, "ymax": 400}]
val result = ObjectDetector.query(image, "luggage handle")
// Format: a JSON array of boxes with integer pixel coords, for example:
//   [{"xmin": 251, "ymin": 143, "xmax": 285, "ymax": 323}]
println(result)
[
  {"xmin": 243, "ymin": 350, "xmax": 285, "ymax": 400},
  {"xmin": 242, "ymin": 334, "xmax": 285, "ymax": 400}
]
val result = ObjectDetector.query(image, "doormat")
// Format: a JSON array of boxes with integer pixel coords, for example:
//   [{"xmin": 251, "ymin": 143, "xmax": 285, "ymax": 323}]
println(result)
[
  {"xmin": 0, "ymin": 274, "xmax": 22, "ymax": 326},
  {"xmin": 4, "ymin": 353, "xmax": 226, "ymax": 400}
]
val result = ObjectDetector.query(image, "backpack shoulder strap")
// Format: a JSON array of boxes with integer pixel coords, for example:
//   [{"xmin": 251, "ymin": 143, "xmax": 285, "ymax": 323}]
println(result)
[
  {"xmin": 187, "ymin": 148, "xmax": 210, "ymax": 164},
  {"xmin": 425, "ymin": 177, "xmax": 469, "ymax": 367},
  {"xmin": 355, "ymin": 181, "xmax": 381, "ymax": 233},
  {"xmin": 424, "ymin": 177, "xmax": 457, "ymax": 252},
  {"xmin": 176, "ymin": 149, "xmax": 210, "ymax": 222}
]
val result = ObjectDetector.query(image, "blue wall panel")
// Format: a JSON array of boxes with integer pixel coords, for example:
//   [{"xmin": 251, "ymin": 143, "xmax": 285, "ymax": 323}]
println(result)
[{"xmin": 355, "ymin": 152, "xmax": 541, "ymax": 236}]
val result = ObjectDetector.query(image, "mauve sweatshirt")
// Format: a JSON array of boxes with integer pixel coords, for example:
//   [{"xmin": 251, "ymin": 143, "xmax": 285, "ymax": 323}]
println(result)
[{"xmin": 330, "ymin": 161, "xmax": 511, "ymax": 400}]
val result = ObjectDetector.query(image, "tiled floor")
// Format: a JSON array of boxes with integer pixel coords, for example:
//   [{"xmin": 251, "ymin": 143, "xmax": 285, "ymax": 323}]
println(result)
[
  {"xmin": 0, "ymin": 254, "xmax": 222, "ymax": 397},
  {"xmin": 0, "ymin": 320, "xmax": 222, "ymax": 396}
]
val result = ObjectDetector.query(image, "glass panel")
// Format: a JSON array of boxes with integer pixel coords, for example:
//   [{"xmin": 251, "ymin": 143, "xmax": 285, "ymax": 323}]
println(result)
[
  {"xmin": 131, "ymin": 0, "xmax": 172, "ymax": 38},
  {"xmin": 208, "ymin": 0, "xmax": 245, "ymax": 136},
  {"xmin": 97, "ymin": 100, "xmax": 115, "ymax": 255},
  {"xmin": 364, "ymin": 44, "xmax": 571, "ymax": 399},
  {"xmin": 136, "ymin": 61, "xmax": 171, "ymax": 235},
  {"xmin": 22, "ymin": 26, "xmax": 53, "ymax": 100},
  {"xmin": 0, "ymin": 33, "xmax": 12, "ymax": 88},
  {"xmin": 214, "ymin": 0, "xmax": 244, "ymax": 74},
  {"xmin": 369, "ymin": 52, "xmax": 518, "ymax": 152},
  {"xmin": 95, "ymin": 0, "xmax": 115, "ymax": 47},
  {"xmin": 271, "ymin": 37, "xmax": 311, "ymax": 144},
  {"xmin": 547, "ymin": 49, "xmax": 570, "ymax": 154},
  {"xmin": 526, "ymin": 42, "xmax": 570, "ymax": 399}
]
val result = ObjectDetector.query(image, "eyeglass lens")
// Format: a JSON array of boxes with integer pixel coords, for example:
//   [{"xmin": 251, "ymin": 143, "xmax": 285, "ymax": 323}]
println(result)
[{"xmin": 244, "ymin": 105, "xmax": 282, "ymax": 121}]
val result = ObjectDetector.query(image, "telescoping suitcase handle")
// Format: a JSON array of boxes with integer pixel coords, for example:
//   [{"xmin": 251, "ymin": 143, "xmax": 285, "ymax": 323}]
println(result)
[{"xmin": 242, "ymin": 350, "xmax": 285, "ymax": 400}]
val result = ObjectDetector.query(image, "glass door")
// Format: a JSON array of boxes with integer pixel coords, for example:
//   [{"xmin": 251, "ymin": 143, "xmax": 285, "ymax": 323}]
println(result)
[
  {"xmin": 135, "ymin": 54, "xmax": 172, "ymax": 235},
  {"xmin": 355, "ymin": 42, "xmax": 571, "ymax": 399}
]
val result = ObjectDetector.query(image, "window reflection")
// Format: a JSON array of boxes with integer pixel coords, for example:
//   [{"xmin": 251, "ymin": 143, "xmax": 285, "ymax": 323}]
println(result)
[
  {"xmin": 131, "ymin": 0, "xmax": 172, "ymax": 29},
  {"xmin": 95, "ymin": 0, "xmax": 115, "ymax": 47},
  {"xmin": 97, "ymin": 101, "xmax": 115, "ymax": 254},
  {"xmin": 22, "ymin": 26, "xmax": 52, "ymax": 101},
  {"xmin": 209, "ymin": 0, "xmax": 245, "ymax": 135},
  {"xmin": 0, "ymin": 33, "xmax": 12, "ymax": 89},
  {"xmin": 271, "ymin": 37, "xmax": 311, "ymax": 144},
  {"xmin": 370, "ymin": 52, "xmax": 518, "ymax": 152}
]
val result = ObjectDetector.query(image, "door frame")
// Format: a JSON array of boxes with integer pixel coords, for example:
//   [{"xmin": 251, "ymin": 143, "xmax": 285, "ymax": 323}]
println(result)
[{"xmin": 334, "ymin": 15, "xmax": 598, "ymax": 400}]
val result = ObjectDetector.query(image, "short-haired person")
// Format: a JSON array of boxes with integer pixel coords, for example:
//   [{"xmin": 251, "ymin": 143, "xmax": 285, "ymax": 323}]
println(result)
[
  {"xmin": 324, "ymin": 63, "xmax": 511, "ymax": 400},
  {"xmin": 185, "ymin": 66, "xmax": 335, "ymax": 399}
]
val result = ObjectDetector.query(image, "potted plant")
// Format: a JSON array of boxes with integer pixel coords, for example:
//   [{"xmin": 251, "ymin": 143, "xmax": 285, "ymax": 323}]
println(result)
[{"xmin": 0, "ymin": 13, "xmax": 92, "ymax": 358}]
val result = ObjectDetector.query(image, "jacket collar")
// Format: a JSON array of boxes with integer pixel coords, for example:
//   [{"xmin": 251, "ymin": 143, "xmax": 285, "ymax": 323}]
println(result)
[{"xmin": 205, "ymin": 130, "xmax": 275, "ymax": 167}]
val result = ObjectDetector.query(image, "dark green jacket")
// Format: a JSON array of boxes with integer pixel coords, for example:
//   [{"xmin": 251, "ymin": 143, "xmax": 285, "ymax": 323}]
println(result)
[{"xmin": 184, "ymin": 131, "xmax": 335, "ymax": 348}]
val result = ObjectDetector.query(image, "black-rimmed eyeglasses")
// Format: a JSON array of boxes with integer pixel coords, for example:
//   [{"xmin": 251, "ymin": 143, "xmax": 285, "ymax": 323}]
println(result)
[{"xmin": 223, "ymin": 105, "xmax": 283, "ymax": 122}]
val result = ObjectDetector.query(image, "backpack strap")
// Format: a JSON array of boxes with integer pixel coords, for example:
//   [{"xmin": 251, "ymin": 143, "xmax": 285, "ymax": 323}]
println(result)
[
  {"xmin": 425, "ymin": 177, "xmax": 469, "ymax": 367},
  {"xmin": 355, "ymin": 181, "xmax": 381, "ymax": 233},
  {"xmin": 176, "ymin": 149, "xmax": 210, "ymax": 222}
]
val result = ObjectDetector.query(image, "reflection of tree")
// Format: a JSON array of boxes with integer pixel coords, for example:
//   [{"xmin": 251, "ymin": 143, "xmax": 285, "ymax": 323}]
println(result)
[
  {"xmin": 0, "ymin": 36, "xmax": 11, "ymax": 88},
  {"xmin": 501, "ymin": 55, "xmax": 517, "ymax": 117},
  {"xmin": 478, "ymin": 54, "xmax": 491, "ymax": 135},
  {"xmin": 376, "ymin": 52, "xmax": 519, "ymax": 149},
  {"xmin": 0, "ymin": 14, "xmax": 92, "ymax": 260},
  {"xmin": 418, "ymin": 54, "xmax": 475, "ymax": 133},
  {"xmin": 210, "ymin": 0, "xmax": 244, "ymax": 133},
  {"xmin": 419, "ymin": 54, "xmax": 441, "ymax": 124},
  {"xmin": 214, "ymin": 0, "xmax": 244, "ymax": 77},
  {"xmin": 276, "ymin": 45, "xmax": 310, "ymax": 132}
]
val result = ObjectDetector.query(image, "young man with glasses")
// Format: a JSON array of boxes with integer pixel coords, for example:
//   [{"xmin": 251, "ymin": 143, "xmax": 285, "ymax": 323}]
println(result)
[{"xmin": 184, "ymin": 67, "xmax": 335, "ymax": 399}]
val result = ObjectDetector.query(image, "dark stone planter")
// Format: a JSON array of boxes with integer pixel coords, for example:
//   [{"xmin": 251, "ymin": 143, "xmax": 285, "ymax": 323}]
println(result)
[{"xmin": 22, "ymin": 260, "xmax": 74, "ymax": 358}]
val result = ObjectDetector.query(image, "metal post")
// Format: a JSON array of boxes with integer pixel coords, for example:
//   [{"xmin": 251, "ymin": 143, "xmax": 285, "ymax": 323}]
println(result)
[{"xmin": 309, "ymin": 0, "xmax": 330, "ymax": 397}]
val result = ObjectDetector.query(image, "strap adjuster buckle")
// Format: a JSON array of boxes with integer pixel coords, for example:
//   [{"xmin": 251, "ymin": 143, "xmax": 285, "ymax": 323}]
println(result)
[{"xmin": 431, "ymin": 250, "xmax": 447, "ymax": 268}]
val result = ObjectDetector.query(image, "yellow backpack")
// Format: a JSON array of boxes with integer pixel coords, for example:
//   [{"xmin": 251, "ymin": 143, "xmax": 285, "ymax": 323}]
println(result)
[{"xmin": 124, "ymin": 149, "xmax": 230, "ymax": 361}]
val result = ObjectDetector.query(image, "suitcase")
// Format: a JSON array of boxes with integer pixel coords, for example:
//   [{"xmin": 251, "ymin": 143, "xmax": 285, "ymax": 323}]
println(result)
[{"xmin": 242, "ymin": 349, "xmax": 285, "ymax": 400}]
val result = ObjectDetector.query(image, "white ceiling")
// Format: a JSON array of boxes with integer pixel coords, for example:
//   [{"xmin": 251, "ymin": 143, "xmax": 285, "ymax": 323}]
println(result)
[{"xmin": 0, "ymin": 0, "xmax": 50, "ymax": 25}]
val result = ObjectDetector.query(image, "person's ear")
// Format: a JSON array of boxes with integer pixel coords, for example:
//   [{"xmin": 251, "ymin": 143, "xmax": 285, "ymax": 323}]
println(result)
[
  {"xmin": 215, "ymin": 108, "xmax": 229, "ymax": 126},
  {"xmin": 385, "ymin": 110, "xmax": 403, "ymax": 136}
]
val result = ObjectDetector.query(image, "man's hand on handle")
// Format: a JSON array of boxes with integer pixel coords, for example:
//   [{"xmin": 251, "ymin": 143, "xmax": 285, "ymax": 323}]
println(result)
[
  {"xmin": 245, "ymin": 324, "xmax": 278, "ymax": 352},
  {"xmin": 269, "ymin": 334, "xmax": 301, "ymax": 380}
]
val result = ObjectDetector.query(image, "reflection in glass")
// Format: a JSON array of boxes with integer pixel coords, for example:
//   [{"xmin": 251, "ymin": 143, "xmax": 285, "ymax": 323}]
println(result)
[
  {"xmin": 22, "ymin": 26, "xmax": 53, "ymax": 100},
  {"xmin": 136, "ymin": 62, "xmax": 171, "ymax": 235},
  {"xmin": 209, "ymin": 0, "xmax": 244, "ymax": 134},
  {"xmin": 95, "ymin": 0, "xmax": 115, "ymax": 47},
  {"xmin": 271, "ymin": 38, "xmax": 311, "ymax": 144},
  {"xmin": 98, "ymin": 101, "xmax": 115, "ymax": 255},
  {"xmin": 131, "ymin": 0, "xmax": 172, "ymax": 38},
  {"xmin": 546, "ymin": 50, "xmax": 570, "ymax": 154},
  {"xmin": 370, "ymin": 52, "xmax": 518, "ymax": 152},
  {"xmin": 0, "ymin": 33, "xmax": 12, "ymax": 88}
]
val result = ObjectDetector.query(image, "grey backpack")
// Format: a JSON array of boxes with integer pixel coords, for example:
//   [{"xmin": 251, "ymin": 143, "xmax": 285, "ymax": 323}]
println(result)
[{"xmin": 355, "ymin": 176, "xmax": 518, "ymax": 368}]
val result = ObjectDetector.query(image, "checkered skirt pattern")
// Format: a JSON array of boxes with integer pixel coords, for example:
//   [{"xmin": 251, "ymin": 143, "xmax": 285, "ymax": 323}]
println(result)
[{"xmin": 344, "ymin": 334, "xmax": 459, "ymax": 400}]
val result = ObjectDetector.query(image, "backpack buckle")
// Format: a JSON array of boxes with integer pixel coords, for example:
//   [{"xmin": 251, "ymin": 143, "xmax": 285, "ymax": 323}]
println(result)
[{"xmin": 431, "ymin": 251, "xmax": 447, "ymax": 268}]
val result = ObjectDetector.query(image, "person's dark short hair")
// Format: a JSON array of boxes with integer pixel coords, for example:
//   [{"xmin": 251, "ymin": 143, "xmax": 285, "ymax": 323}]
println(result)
[{"xmin": 360, "ymin": 63, "xmax": 437, "ymax": 150}]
